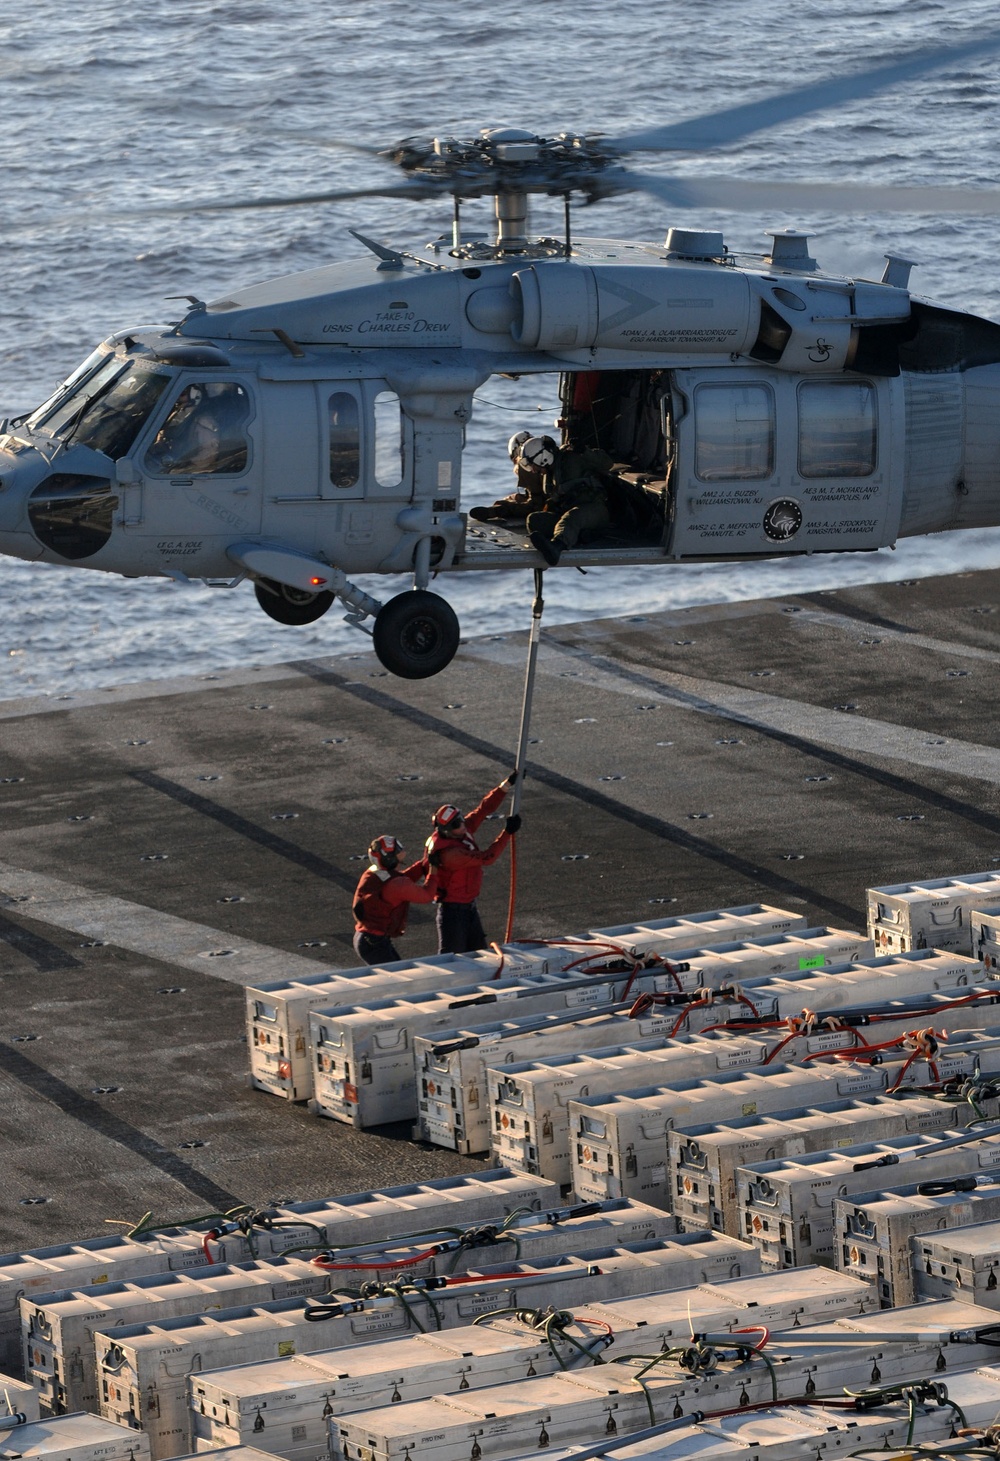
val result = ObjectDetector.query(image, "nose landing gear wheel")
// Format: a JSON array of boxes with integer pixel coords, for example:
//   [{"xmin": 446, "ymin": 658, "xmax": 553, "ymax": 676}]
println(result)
[
  {"xmin": 254, "ymin": 577, "xmax": 335, "ymax": 626},
  {"xmin": 372, "ymin": 590, "xmax": 461, "ymax": 679}
]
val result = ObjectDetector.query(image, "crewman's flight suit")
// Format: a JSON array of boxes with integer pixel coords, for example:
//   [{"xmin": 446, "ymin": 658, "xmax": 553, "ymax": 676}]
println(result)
[
  {"xmin": 425, "ymin": 782, "xmax": 515, "ymax": 954},
  {"xmin": 352, "ymin": 859, "xmax": 438, "ymax": 966},
  {"xmin": 526, "ymin": 445, "xmax": 614, "ymax": 563}
]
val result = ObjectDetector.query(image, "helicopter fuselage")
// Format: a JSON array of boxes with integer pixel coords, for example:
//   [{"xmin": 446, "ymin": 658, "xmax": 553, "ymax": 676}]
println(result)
[{"xmin": 2, "ymin": 229, "xmax": 999, "ymax": 674}]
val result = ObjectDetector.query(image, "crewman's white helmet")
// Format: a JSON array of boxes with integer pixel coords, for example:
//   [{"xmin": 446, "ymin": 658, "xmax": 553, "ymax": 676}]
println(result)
[
  {"xmin": 519, "ymin": 435, "xmax": 556, "ymax": 470},
  {"xmin": 507, "ymin": 429, "xmax": 532, "ymax": 461}
]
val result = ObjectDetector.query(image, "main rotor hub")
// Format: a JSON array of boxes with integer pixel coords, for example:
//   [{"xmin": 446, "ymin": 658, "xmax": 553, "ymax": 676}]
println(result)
[{"xmin": 382, "ymin": 128, "xmax": 620, "ymax": 203}]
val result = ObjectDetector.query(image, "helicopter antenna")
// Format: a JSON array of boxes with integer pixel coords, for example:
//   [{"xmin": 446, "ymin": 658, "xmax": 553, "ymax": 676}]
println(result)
[
  {"xmin": 347, "ymin": 231, "xmax": 406, "ymax": 270},
  {"xmin": 349, "ymin": 228, "xmax": 450, "ymax": 273}
]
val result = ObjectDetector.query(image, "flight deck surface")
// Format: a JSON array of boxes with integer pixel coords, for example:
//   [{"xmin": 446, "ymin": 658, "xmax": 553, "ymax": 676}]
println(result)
[{"xmin": 2, "ymin": 566, "xmax": 1000, "ymax": 1247}]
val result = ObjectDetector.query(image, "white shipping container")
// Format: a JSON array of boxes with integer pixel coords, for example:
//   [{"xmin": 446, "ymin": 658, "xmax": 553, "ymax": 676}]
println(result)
[
  {"xmin": 189, "ymin": 1267, "xmax": 869, "ymax": 1461},
  {"xmin": 488, "ymin": 1034, "xmax": 772, "ymax": 1185},
  {"xmin": 269, "ymin": 1171, "xmax": 561, "ymax": 1251},
  {"xmin": 512, "ymin": 1410, "xmax": 874, "ymax": 1461},
  {"xmin": 256, "ymin": 905, "xmax": 808, "ymax": 1106},
  {"xmin": 669, "ymin": 1094, "xmax": 959, "ymax": 1235},
  {"xmin": 99, "ymin": 1235, "xmax": 757, "ymax": 1456},
  {"xmin": 323, "ymin": 929, "xmax": 865, "ymax": 1135},
  {"xmin": 867, "ymin": 870, "xmax": 1000, "ymax": 955},
  {"xmin": 912, "ymin": 1219, "xmax": 1000, "ymax": 1304},
  {"xmin": 0, "ymin": 1373, "xmax": 38, "ymax": 1424},
  {"xmin": 0, "ymin": 1172, "xmax": 558, "ymax": 1384},
  {"xmin": 330, "ymin": 1333, "xmax": 1000, "ymax": 1461},
  {"xmin": 189, "ymin": 1328, "xmax": 609, "ymax": 1461},
  {"xmin": 415, "ymin": 1005, "xmax": 661, "ymax": 1156},
  {"xmin": 863, "ymin": 1025, "xmax": 1000, "ymax": 1090},
  {"xmin": 0, "ymin": 1231, "xmax": 257, "ymax": 1381},
  {"xmin": 753, "ymin": 1294, "xmax": 1000, "ymax": 1386},
  {"xmin": 303, "ymin": 1199, "xmax": 674, "ymax": 1279},
  {"xmin": 738, "ymin": 1128, "xmax": 1000, "ymax": 1269},
  {"xmin": 498, "ymin": 1370, "xmax": 1000, "ymax": 1461},
  {"xmin": 672, "ymin": 950, "xmax": 989, "ymax": 1037},
  {"xmin": 587, "ymin": 925, "xmax": 873, "ymax": 987},
  {"xmin": 569, "ymin": 1062, "xmax": 891, "ymax": 1207},
  {"xmin": 973, "ymin": 909, "xmax": 1000, "ymax": 973},
  {"xmin": 588, "ymin": 905, "xmax": 809, "ymax": 953},
  {"xmin": 417, "ymin": 975, "xmax": 821, "ymax": 1160},
  {"xmin": 247, "ymin": 951, "xmax": 549, "ymax": 1102},
  {"xmin": 99, "ymin": 1300, "xmax": 382, "ymax": 1455},
  {"xmin": 834, "ymin": 1170, "xmax": 1000, "ymax": 1307},
  {"xmin": 308, "ymin": 970, "xmax": 659, "ymax": 1130},
  {"xmin": 309, "ymin": 1239, "xmax": 770, "ymax": 1317},
  {"xmin": 489, "ymin": 985, "xmax": 1000, "ymax": 1188},
  {"xmin": 105, "ymin": 1238, "xmax": 748, "ymax": 1461},
  {"xmin": 177, "ymin": 1451, "xmax": 279, "ymax": 1461},
  {"xmin": 0, "ymin": 1413, "xmax": 152, "ymax": 1461},
  {"xmin": 419, "ymin": 942, "xmax": 957, "ymax": 1156},
  {"xmin": 21, "ymin": 1258, "xmax": 330, "ymax": 1417}
]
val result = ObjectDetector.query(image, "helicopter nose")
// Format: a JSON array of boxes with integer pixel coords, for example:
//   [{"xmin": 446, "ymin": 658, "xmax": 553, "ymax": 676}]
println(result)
[{"xmin": 0, "ymin": 447, "xmax": 56, "ymax": 557}]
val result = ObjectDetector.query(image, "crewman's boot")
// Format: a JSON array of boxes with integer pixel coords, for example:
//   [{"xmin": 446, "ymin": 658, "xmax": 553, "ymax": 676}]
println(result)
[{"xmin": 529, "ymin": 531, "xmax": 561, "ymax": 566}]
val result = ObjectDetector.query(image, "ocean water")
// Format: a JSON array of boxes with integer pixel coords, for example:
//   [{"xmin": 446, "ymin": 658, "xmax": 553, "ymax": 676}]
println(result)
[{"xmin": 2, "ymin": 0, "xmax": 1000, "ymax": 696}]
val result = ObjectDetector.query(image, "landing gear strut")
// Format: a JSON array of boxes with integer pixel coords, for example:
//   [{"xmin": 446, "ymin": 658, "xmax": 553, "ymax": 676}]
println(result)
[{"xmin": 372, "ymin": 590, "xmax": 461, "ymax": 679}]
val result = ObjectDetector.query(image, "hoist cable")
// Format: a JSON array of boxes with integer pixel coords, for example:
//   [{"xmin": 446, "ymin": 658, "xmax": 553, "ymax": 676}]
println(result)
[{"xmin": 506, "ymin": 567, "xmax": 545, "ymax": 943}]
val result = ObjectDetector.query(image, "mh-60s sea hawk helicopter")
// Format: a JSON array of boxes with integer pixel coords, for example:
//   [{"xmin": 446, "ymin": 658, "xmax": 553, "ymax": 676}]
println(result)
[{"xmin": 7, "ymin": 34, "xmax": 1000, "ymax": 678}]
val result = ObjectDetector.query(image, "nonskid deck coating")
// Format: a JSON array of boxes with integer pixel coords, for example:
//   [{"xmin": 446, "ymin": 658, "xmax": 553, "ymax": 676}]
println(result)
[{"xmin": 2, "ymin": 566, "xmax": 1000, "ymax": 1246}]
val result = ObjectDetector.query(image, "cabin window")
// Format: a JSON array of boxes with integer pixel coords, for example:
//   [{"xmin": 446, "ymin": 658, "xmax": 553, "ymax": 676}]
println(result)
[
  {"xmin": 373, "ymin": 389, "xmax": 403, "ymax": 487},
  {"xmin": 797, "ymin": 381, "xmax": 876, "ymax": 477},
  {"xmin": 145, "ymin": 382, "xmax": 251, "ymax": 476},
  {"xmin": 694, "ymin": 384, "xmax": 775, "ymax": 481},
  {"xmin": 328, "ymin": 392, "xmax": 360, "ymax": 488}
]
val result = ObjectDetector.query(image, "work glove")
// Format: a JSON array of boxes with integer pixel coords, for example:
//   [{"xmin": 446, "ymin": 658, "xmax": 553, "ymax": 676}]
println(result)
[
  {"xmin": 505, "ymin": 814, "xmax": 522, "ymax": 836},
  {"xmin": 506, "ymin": 769, "xmax": 521, "ymax": 787}
]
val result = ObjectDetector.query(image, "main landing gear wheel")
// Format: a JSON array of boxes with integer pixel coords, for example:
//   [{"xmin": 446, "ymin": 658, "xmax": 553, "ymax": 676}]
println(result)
[
  {"xmin": 372, "ymin": 590, "xmax": 460, "ymax": 679},
  {"xmin": 254, "ymin": 577, "xmax": 335, "ymax": 626}
]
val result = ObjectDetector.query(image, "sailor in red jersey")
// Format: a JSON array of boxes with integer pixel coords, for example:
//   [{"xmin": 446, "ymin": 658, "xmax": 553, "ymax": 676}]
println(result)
[
  {"xmin": 352, "ymin": 835, "xmax": 438, "ymax": 966},
  {"xmin": 425, "ymin": 773, "xmax": 521, "ymax": 954}
]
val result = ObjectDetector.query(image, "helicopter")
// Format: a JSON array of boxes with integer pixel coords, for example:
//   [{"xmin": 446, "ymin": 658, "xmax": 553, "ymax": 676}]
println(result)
[{"xmin": 6, "ymin": 34, "xmax": 1000, "ymax": 679}]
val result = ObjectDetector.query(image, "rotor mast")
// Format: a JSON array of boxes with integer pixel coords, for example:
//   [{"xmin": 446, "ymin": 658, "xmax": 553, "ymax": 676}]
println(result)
[
  {"xmin": 494, "ymin": 188, "xmax": 530, "ymax": 252},
  {"xmin": 474, "ymin": 129, "xmax": 536, "ymax": 253}
]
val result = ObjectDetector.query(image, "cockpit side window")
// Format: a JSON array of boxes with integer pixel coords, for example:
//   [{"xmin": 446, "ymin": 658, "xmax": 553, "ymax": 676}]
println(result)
[
  {"xmin": 145, "ymin": 382, "xmax": 251, "ymax": 477},
  {"xmin": 329, "ymin": 392, "xmax": 360, "ymax": 488}
]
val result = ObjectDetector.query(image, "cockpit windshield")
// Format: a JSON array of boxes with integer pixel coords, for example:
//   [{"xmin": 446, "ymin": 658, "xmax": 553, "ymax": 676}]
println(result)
[
  {"xmin": 31, "ymin": 360, "xmax": 173, "ymax": 461},
  {"xmin": 25, "ymin": 346, "xmax": 110, "ymax": 431}
]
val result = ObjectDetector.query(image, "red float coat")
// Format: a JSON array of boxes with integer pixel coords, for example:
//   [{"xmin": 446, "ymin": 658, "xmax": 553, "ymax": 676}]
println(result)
[
  {"xmin": 352, "ymin": 860, "xmax": 438, "ymax": 938},
  {"xmin": 425, "ymin": 783, "xmax": 511, "ymax": 905}
]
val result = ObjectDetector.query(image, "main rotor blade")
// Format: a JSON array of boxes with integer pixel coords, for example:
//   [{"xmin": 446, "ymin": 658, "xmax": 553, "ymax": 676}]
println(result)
[
  {"xmin": 629, "ymin": 170, "xmax": 1000, "ymax": 217},
  {"xmin": 131, "ymin": 179, "xmax": 450, "ymax": 218},
  {"xmin": 256, "ymin": 129, "xmax": 388, "ymax": 157},
  {"xmin": 609, "ymin": 30, "xmax": 1000, "ymax": 154}
]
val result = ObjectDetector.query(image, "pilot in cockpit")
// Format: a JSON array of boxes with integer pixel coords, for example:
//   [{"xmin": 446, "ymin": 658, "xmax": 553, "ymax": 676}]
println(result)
[{"xmin": 146, "ymin": 382, "xmax": 249, "ymax": 476}]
